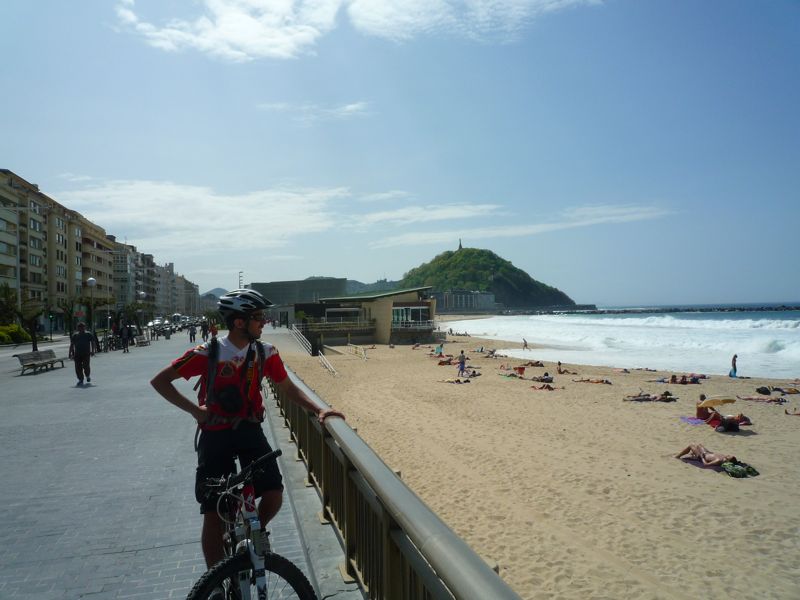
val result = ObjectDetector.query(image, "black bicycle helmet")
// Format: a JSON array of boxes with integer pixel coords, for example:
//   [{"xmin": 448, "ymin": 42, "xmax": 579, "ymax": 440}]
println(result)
[{"xmin": 217, "ymin": 289, "xmax": 272, "ymax": 320}]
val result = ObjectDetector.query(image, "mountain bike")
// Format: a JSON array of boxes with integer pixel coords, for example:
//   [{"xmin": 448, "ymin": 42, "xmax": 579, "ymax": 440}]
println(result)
[{"xmin": 186, "ymin": 448, "xmax": 317, "ymax": 600}]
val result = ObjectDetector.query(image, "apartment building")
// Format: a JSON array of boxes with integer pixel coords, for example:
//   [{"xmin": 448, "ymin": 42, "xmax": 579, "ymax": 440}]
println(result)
[{"xmin": 0, "ymin": 169, "xmax": 202, "ymax": 331}]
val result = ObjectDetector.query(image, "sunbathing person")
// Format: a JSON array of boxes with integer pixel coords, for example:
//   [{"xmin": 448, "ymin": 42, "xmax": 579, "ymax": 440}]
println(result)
[
  {"xmin": 557, "ymin": 361, "xmax": 578, "ymax": 375},
  {"xmin": 530, "ymin": 372, "xmax": 553, "ymax": 383},
  {"xmin": 522, "ymin": 360, "xmax": 544, "ymax": 367},
  {"xmin": 705, "ymin": 408, "xmax": 752, "ymax": 431},
  {"xmin": 648, "ymin": 377, "xmax": 670, "ymax": 383},
  {"xmin": 573, "ymin": 378, "xmax": 612, "ymax": 385},
  {"xmin": 695, "ymin": 394, "xmax": 711, "ymax": 419},
  {"xmin": 440, "ymin": 378, "xmax": 471, "ymax": 384},
  {"xmin": 531, "ymin": 383, "xmax": 564, "ymax": 391},
  {"xmin": 624, "ymin": 390, "xmax": 676, "ymax": 402},
  {"xmin": 737, "ymin": 395, "xmax": 787, "ymax": 404},
  {"xmin": 785, "ymin": 408, "xmax": 800, "ymax": 416},
  {"xmin": 675, "ymin": 444, "xmax": 736, "ymax": 467},
  {"xmin": 770, "ymin": 386, "xmax": 800, "ymax": 394}
]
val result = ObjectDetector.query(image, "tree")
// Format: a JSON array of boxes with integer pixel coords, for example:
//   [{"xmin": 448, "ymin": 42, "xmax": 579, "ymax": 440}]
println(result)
[
  {"xmin": 0, "ymin": 283, "xmax": 17, "ymax": 325},
  {"xmin": 57, "ymin": 295, "xmax": 80, "ymax": 338},
  {"xmin": 0, "ymin": 283, "xmax": 45, "ymax": 351}
]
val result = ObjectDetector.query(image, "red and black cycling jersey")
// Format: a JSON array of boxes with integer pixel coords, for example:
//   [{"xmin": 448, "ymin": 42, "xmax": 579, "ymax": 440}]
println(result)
[{"xmin": 172, "ymin": 337, "xmax": 288, "ymax": 430}]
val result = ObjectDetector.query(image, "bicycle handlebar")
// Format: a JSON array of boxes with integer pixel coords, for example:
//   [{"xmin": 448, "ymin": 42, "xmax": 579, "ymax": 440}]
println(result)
[{"xmin": 224, "ymin": 448, "xmax": 283, "ymax": 490}]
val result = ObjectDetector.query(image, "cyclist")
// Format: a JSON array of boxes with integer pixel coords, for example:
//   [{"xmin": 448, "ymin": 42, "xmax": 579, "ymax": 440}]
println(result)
[{"xmin": 150, "ymin": 289, "xmax": 344, "ymax": 572}]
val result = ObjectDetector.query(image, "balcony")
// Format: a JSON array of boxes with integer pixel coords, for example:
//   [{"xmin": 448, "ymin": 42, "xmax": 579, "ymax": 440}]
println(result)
[{"xmin": 391, "ymin": 319, "xmax": 435, "ymax": 331}]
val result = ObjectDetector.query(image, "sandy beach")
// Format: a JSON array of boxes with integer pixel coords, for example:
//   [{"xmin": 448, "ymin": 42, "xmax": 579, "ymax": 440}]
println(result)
[{"xmin": 278, "ymin": 323, "xmax": 800, "ymax": 599}]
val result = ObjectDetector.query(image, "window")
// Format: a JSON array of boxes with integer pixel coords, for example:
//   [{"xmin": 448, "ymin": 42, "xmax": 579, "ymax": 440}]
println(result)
[
  {"xmin": 30, "ymin": 255, "xmax": 43, "ymax": 267},
  {"xmin": 57, "ymin": 281, "xmax": 66, "ymax": 293},
  {"xmin": 76, "ymin": 256, "xmax": 82, "ymax": 266},
  {"xmin": 56, "ymin": 265, "xmax": 67, "ymax": 278},
  {"xmin": 30, "ymin": 201, "xmax": 41, "ymax": 214},
  {"xmin": 56, "ymin": 233, "xmax": 66, "ymax": 246},
  {"xmin": 30, "ymin": 237, "xmax": 42, "ymax": 249},
  {"xmin": 29, "ymin": 218, "xmax": 42, "ymax": 231},
  {"xmin": 56, "ymin": 217, "xmax": 65, "ymax": 229},
  {"xmin": 0, "ymin": 241, "xmax": 16, "ymax": 255}
]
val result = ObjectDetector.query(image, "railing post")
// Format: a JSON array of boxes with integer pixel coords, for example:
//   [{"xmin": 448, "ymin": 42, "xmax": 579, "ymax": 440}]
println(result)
[
  {"xmin": 382, "ymin": 508, "xmax": 403, "ymax": 600},
  {"xmin": 340, "ymin": 453, "xmax": 358, "ymax": 583}
]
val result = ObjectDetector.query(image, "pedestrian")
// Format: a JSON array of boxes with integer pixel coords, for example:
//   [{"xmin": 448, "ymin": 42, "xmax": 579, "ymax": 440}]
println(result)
[
  {"xmin": 457, "ymin": 350, "xmax": 467, "ymax": 377},
  {"xmin": 523, "ymin": 338, "xmax": 529, "ymax": 350},
  {"xmin": 729, "ymin": 354, "xmax": 738, "ymax": 378},
  {"xmin": 189, "ymin": 324, "xmax": 197, "ymax": 343},
  {"xmin": 150, "ymin": 289, "xmax": 344, "ymax": 576},
  {"xmin": 69, "ymin": 322, "xmax": 94, "ymax": 386},
  {"xmin": 201, "ymin": 321, "xmax": 209, "ymax": 341},
  {"xmin": 121, "ymin": 323, "xmax": 130, "ymax": 353}
]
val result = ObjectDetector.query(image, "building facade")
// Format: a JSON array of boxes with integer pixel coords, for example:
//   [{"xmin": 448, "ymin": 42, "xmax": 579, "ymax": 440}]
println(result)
[{"xmin": 0, "ymin": 168, "xmax": 201, "ymax": 332}]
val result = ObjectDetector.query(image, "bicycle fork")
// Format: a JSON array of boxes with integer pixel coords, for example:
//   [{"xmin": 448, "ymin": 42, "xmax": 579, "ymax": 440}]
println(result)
[{"xmin": 234, "ymin": 515, "xmax": 271, "ymax": 600}]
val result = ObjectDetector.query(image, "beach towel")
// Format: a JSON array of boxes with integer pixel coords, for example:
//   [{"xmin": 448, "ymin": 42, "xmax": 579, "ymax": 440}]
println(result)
[
  {"xmin": 720, "ymin": 461, "xmax": 759, "ymax": 478},
  {"xmin": 680, "ymin": 416, "xmax": 706, "ymax": 425}
]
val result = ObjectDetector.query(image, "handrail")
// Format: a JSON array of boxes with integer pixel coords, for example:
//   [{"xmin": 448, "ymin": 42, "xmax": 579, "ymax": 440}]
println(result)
[
  {"xmin": 346, "ymin": 343, "xmax": 368, "ymax": 360},
  {"xmin": 270, "ymin": 370, "xmax": 521, "ymax": 600},
  {"xmin": 290, "ymin": 324, "xmax": 312, "ymax": 355},
  {"xmin": 318, "ymin": 352, "xmax": 338, "ymax": 377}
]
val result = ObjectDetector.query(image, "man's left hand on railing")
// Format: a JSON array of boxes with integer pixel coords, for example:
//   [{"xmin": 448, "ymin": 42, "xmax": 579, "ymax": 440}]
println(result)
[{"xmin": 318, "ymin": 408, "xmax": 345, "ymax": 424}]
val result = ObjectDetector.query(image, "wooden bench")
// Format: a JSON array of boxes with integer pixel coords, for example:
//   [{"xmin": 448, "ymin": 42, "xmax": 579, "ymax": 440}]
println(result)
[
  {"xmin": 134, "ymin": 335, "xmax": 150, "ymax": 347},
  {"xmin": 13, "ymin": 349, "xmax": 67, "ymax": 375}
]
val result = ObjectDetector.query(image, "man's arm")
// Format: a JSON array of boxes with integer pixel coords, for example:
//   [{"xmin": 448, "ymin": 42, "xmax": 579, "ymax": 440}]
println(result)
[
  {"xmin": 151, "ymin": 365, "xmax": 207, "ymax": 423},
  {"xmin": 274, "ymin": 377, "xmax": 344, "ymax": 424}
]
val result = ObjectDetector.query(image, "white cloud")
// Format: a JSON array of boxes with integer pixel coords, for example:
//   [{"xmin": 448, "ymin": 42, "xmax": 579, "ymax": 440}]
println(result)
[
  {"xmin": 369, "ymin": 203, "xmax": 670, "ymax": 248},
  {"xmin": 358, "ymin": 190, "xmax": 412, "ymax": 203},
  {"xmin": 56, "ymin": 179, "xmax": 348, "ymax": 254},
  {"xmin": 257, "ymin": 100, "xmax": 371, "ymax": 124},
  {"xmin": 58, "ymin": 172, "xmax": 94, "ymax": 182},
  {"xmin": 353, "ymin": 203, "xmax": 501, "ymax": 227},
  {"xmin": 115, "ymin": 0, "xmax": 602, "ymax": 61}
]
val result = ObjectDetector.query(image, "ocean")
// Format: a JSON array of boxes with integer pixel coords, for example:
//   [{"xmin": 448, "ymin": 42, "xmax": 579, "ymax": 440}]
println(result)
[{"xmin": 442, "ymin": 306, "xmax": 800, "ymax": 380}]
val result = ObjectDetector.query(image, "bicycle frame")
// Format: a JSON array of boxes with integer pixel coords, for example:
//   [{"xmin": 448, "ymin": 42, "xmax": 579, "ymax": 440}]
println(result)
[{"xmin": 214, "ymin": 450, "xmax": 281, "ymax": 600}]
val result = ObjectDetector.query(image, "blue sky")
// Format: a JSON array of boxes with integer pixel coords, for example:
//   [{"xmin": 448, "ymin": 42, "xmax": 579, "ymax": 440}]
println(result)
[{"xmin": 2, "ymin": 1, "xmax": 798, "ymax": 306}]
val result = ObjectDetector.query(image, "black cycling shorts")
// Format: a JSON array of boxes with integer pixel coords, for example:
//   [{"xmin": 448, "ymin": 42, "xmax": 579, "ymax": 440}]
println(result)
[{"xmin": 194, "ymin": 421, "xmax": 283, "ymax": 514}]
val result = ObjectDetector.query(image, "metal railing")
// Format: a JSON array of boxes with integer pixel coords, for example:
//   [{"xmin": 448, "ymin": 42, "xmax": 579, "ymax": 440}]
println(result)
[
  {"xmin": 318, "ymin": 352, "xmax": 338, "ymax": 377},
  {"xmin": 347, "ymin": 343, "xmax": 368, "ymax": 360},
  {"xmin": 269, "ymin": 372, "xmax": 521, "ymax": 600},
  {"xmin": 290, "ymin": 324, "xmax": 312, "ymax": 355},
  {"xmin": 390, "ymin": 320, "xmax": 435, "ymax": 331}
]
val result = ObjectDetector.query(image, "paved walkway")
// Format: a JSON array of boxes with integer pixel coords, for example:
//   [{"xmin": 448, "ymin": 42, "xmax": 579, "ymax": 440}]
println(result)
[{"xmin": 0, "ymin": 330, "xmax": 362, "ymax": 599}]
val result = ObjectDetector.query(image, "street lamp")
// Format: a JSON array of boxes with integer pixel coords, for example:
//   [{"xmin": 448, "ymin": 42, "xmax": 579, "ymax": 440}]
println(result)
[
  {"xmin": 137, "ymin": 291, "xmax": 146, "ymax": 339},
  {"xmin": 87, "ymin": 277, "xmax": 96, "ymax": 335}
]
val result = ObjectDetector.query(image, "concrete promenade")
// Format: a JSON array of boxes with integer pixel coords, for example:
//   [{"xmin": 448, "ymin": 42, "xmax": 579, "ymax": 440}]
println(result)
[{"xmin": 0, "ymin": 329, "xmax": 361, "ymax": 599}]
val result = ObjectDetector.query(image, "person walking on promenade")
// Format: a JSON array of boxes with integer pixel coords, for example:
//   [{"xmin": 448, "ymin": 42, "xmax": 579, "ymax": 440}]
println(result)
[
  {"xmin": 201, "ymin": 320, "xmax": 209, "ymax": 341},
  {"xmin": 150, "ymin": 289, "xmax": 345, "ymax": 572},
  {"xmin": 121, "ymin": 323, "xmax": 130, "ymax": 353},
  {"xmin": 69, "ymin": 322, "xmax": 94, "ymax": 386}
]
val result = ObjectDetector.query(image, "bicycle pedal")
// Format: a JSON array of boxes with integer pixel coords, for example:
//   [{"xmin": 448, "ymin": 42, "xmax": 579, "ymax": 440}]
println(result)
[{"xmin": 252, "ymin": 528, "xmax": 271, "ymax": 555}]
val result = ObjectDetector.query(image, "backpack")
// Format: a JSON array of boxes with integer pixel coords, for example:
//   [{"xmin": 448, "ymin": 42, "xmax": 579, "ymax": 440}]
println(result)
[{"xmin": 205, "ymin": 337, "xmax": 266, "ymax": 414}]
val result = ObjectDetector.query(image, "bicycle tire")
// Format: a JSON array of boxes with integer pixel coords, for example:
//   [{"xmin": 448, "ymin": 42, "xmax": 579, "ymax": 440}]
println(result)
[{"xmin": 186, "ymin": 552, "xmax": 316, "ymax": 600}]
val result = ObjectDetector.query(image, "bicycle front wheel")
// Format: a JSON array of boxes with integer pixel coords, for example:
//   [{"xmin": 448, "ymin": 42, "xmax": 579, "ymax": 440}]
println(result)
[{"xmin": 186, "ymin": 552, "xmax": 316, "ymax": 600}]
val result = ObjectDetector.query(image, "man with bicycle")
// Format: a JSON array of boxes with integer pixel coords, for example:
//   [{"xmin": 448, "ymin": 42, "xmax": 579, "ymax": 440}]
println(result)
[{"xmin": 151, "ymin": 289, "xmax": 344, "ymax": 572}]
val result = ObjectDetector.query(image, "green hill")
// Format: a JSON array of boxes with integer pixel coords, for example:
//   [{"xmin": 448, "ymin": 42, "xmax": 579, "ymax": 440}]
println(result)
[{"xmin": 400, "ymin": 248, "xmax": 574, "ymax": 308}]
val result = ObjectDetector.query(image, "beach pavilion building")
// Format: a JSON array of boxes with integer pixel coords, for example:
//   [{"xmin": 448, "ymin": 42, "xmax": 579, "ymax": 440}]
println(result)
[{"xmin": 271, "ymin": 286, "xmax": 440, "ymax": 346}]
